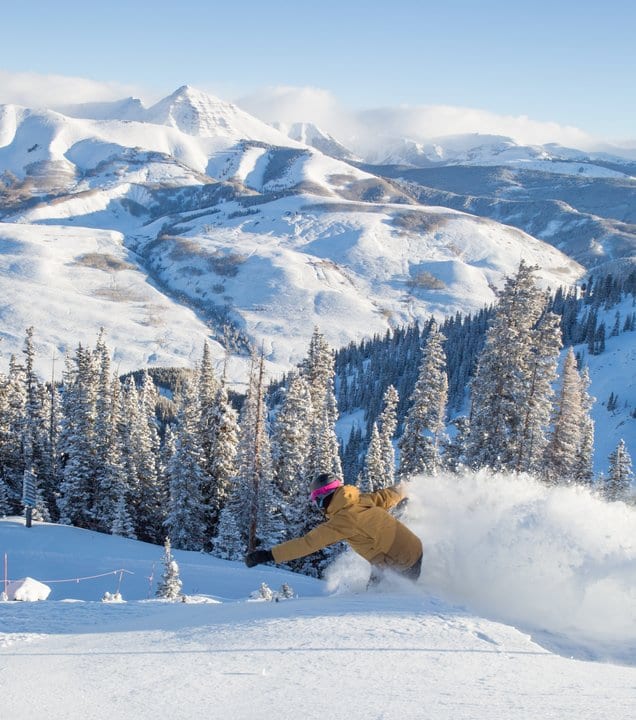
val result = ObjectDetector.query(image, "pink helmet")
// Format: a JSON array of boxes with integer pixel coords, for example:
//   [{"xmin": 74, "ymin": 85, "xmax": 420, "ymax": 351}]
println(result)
[{"xmin": 310, "ymin": 473, "xmax": 343, "ymax": 508}]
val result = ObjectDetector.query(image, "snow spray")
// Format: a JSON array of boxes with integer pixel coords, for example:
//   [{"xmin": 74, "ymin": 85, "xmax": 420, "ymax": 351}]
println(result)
[{"xmin": 404, "ymin": 470, "xmax": 636, "ymax": 662}]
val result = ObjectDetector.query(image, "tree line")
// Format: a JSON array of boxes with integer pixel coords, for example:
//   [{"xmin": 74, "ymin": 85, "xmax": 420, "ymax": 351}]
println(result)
[{"xmin": 0, "ymin": 262, "xmax": 633, "ymax": 576}]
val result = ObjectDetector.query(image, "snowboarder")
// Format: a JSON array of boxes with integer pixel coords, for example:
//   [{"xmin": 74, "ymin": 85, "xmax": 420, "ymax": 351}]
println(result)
[{"xmin": 245, "ymin": 473, "xmax": 423, "ymax": 582}]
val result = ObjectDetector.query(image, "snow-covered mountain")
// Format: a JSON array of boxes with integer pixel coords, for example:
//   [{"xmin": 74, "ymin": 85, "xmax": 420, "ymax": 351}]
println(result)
[
  {"xmin": 274, "ymin": 120, "xmax": 359, "ymax": 162},
  {"xmin": 1, "ymin": 470, "xmax": 635, "ymax": 718},
  {"xmin": 271, "ymin": 121, "xmax": 636, "ymax": 268},
  {"xmin": 359, "ymin": 132, "xmax": 636, "ymax": 176},
  {"xmin": 0, "ymin": 86, "xmax": 585, "ymax": 380}
]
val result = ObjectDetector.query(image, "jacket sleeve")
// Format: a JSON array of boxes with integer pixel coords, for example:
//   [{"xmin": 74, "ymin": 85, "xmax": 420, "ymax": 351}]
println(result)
[
  {"xmin": 271, "ymin": 520, "xmax": 348, "ymax": 563},
  {"xmin": 366, "ymin": 484, "xmax": 407, "ymax": 510}
]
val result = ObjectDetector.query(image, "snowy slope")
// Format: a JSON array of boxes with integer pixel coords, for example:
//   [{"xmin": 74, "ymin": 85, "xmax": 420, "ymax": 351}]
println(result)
[
  {"xmin": 0, "ymin": 88, "xmax": 584, "ymax": 378},
  {"xmin": 1, "ymin": 471, "xmax": 635, "ymax": 720},
  {"xmin": 576, "ymin": 295, "xmax": 636, "ymax": 473},
  {"xmin": 275, "ymin": 120, "xmax": 359, "ymax": 161},
  {"xmin": 0, "ymin": 222, "xmax": 251, "ymax": 383},
  {"xmin": 124, "ymin": 194, "xmax": 583, "ymax": 374}
]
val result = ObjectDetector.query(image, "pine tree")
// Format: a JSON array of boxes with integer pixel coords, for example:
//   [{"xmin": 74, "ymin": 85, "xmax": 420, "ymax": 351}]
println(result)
[
  {"xmin": 164, "ymin": 378, "xmax": 207, "ymax": 550},
  {"xmin": 243, "ymin": 354, "xmax": 284, "ymax": 551},
  {"xmin": 362, "ymin": 423, "xmax": 384, "ymax": 491},
  {"xmin": 465, "ymin": 261, "xmax": 557, "ymax": 472},
  {"xmin": 0, "ymin": 369, "xmax": 12, "ymax": 512},
  {"xmin": 271, "ymin": 373, "xmax": 313, "ymax": 535},
  {"xmin": 0, "ymin": 357, "xmax": 27, "ymax": 513},
  {"xmin": 197, "ymin": 342, "xmax": 223, "ymax": 543},
  {"xmin": 398, "ymin": 321, "xmax": 448, "ymax": 478},
  {"xmin": 376, "ymin": 385, "xmax": 398, "ymax": 488},
  {"xmin": 91, "ymin": 333, "xmax": 120, "ymax": 531},
  {"xmin": 605, "ymin": 440, "xmax": 634, "ymax": 501},
  {"xmin": 213, "ymin": 484, "xmax": 246, "ymax": 560},
  {"xmin": 0, "ymin": 476, "xmax": 9, "ymax": 517},
  {"xmin": 155, "ymin": 537, "xmax": 183, "ymax": 600},
  {"xmin": 58, "ymin": 345, "xmax": 99, "ymax": 528},
  {"xmin": 543, "ymin": 349, "xmax": 584, "ymax": 484},
  {"xmin": 573, "ymin": 367, "xmax": 595, "ymax": 485},
  {"xmin": 302, "ymin": 328, "xmax": 343, "ymax": 480},
  {"xmin": 21, "ymin": 328, "xmax": 50, "ymax": 520},
  {"xmin": 111, "ymin": 480, "xmax": 136, "ymax": 538},
  {"xmin": 514, "ymin": 309, "xmax": 562, "ymax": 474},
  {"xmin": 204, "ymin": 383, "xmax": 239, "ymax": 542},
  {"xmin": 442, "ymin": 416, "xmax": 470, "ymax": 473},
  {"xmin": 134, "ymin": 371, "xmax": 163, "ymax": 541},
  {"xmin": 214, "ymin": 354, "xmax": 283, "ymax": 558},
  {"xmin": 42, "ymin": 375, "xmax": 62, "ymax": 521}
]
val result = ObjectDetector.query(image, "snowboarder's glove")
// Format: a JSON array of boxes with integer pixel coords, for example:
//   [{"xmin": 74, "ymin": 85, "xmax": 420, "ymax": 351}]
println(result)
[{"xmin": 245, "ymin": 549, "xmax": 274, "ymax": 567}]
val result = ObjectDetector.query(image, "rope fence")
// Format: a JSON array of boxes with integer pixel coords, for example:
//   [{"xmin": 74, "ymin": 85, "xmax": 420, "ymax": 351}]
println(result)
[
  {"xmin": 2, "ymin": 553, "xmax": 135, "ymax": 598},
  {"xmin": 34, "ymin": 569, "xmax": 134, "ymax": 584}
]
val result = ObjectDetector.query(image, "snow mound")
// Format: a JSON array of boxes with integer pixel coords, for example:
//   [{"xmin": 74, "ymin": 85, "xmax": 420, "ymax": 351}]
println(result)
[{"xmin": 5, "ymin": 577, "xmax": 51, "ymax": 601}]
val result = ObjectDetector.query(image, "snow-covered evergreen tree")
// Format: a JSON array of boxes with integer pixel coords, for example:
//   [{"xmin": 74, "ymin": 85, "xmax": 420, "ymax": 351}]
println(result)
[
  {"xmin": 442, "ymin": 416, "xmax": 470, "ymax": 473},
  {"xmin": 111, "ymin": 480, "xmax": 136, "ymax": 538},
  {"xmin": 58, "ymin": 345, "xmax": 99, "ymax": 528},
  {"xmin": 513, "ymin": 309, "xmax": 562, "ymax": 474},
  {"xmin": 0, "ymin": 356, "xmax": 27, "ymax": 513},
  {"xmin": 41, "ymin": 373, "xmax": 62, "ymax": 520},
  {"xmin": 271, "ymin": 373, "xmax": 313, "ymax": 533},
  {"xmin": 0, "ymin": 476, "xmax": 9, "ymax": 517},
  {"xmin": 398, "ymin": 321, "xmax": 448, "ymax": 478},
  {"xmin": 21, "ymin": 328, "xmax": 50, "ymax": 520},
  {"xmin": 543, "ymin": 348, "xmax": 585, "ymax": 484},
  {"xmin": 90, "ymin": 333, "xmax": 119, "ymax": 531},
  {"xmin": 377, "ymin": 385, "xmax": 399, "ymax": 488},
  {"xmin": 465, "ymin": 261, "xmax": 558, "ymax": 473},
  {"xmin": 196, "ymin": 342, "xmax": 223, "ymax": 543},
  {"xmin": 203, "ymin": 382, "xmax": 239, "ymax": 543},
  {"xmin": 0, "ymin": 369, "xmax": 12, "ymax": 512},
  {"xmin": 155, "ymin": 537, "xmax": 183, "ymax": 600},
  {"xmin": 213, "ymin": 485, "xmax": 245, "ymax": 560},
  {"xmin": 361, "ymin": 423, "xmax": 384, "ymax": 491},
  {"xmin": 215, "ymin": 354, "xmax": 283, "ymax": 558},
  {"xmin": 134, "ymin": 371, "xmax": 163, "ymax": 541},
  {"xmin": 605, "ymin": 439, "xmax": 633, "ymax": 501},
  {"xmin": 302, "ymin": 328, "xmax": 343, "ymax": 480},
  {"xmin": 164, "ymin": 378, "xmax": 207, "ymax": 550},
  {"xmin": 573, "ymin": 367, "xmax": 595, "ymax": 485}
]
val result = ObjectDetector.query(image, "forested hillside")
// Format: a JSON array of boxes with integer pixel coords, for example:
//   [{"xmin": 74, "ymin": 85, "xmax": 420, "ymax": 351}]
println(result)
[{"xmin": 1, "ymin": 263, "xmax": 634, "ymax": 576}]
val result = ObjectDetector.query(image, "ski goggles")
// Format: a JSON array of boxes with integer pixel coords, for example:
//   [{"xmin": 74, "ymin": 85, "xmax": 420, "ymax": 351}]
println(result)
[{"xmin": 310, "ymin": 478, "xmax": 343, "ymax": 507}]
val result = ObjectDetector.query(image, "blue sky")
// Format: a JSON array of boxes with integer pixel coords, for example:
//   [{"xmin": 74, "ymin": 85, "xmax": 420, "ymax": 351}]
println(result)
[{"xmin": 2, "ymin": 0, "xmax": 635, "ymax": 142}]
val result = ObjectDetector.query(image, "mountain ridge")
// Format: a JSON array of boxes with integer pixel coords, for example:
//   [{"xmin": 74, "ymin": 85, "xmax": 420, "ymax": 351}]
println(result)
[{"xmin": 2, "ymin": 84, "xmax": 626, "ymax": 381}]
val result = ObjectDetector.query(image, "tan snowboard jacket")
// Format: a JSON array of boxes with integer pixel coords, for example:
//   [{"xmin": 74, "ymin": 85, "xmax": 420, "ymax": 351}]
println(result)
[{"xmin": 271, "ymin": 484, "xmax": 422, "ymax": 571}]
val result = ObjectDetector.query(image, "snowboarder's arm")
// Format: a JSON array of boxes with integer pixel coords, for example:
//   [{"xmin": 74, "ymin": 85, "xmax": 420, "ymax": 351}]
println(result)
[
  {"xmin": 271, "ymin": 521, "xmax": 348, "ymax": 563},
  {"xmin": 366, "ymin": 484, "xmax": 408, "ymax": 510}
]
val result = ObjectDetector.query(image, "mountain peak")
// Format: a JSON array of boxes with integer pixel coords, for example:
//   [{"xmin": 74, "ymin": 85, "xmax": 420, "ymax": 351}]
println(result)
[
  {"xmin": 276, "ymin": 121, "xmax": 357, "ymax": 161},
  {"xmin": 169, "ymin": 84, "xmax": 217, "ymax": 102},
  {"xmin": 144, "ymin": 86, "xmax": 296, "ymax": 146},
  {"xmin": 146, "ymin": 85, "xmax": 239, "ymax": 137}
]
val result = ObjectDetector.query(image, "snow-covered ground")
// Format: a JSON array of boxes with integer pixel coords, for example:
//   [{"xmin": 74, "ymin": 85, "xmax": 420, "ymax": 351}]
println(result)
[{"xmin": 1, "ymin": 472, "xmax": 634, "ymax": 719}]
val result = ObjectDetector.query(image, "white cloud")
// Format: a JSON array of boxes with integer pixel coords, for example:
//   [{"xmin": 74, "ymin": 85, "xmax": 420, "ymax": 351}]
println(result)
[
  {"xmin": 0, "ymin": 69, "xmax": 143, "ymax": 109},
  {"xmin": 236, "ymin": 85, "xmax": 341, "ymax": 125},
  {"xmin": 237, "ymin": 85, "xmax": 601, "ymax": 152}
]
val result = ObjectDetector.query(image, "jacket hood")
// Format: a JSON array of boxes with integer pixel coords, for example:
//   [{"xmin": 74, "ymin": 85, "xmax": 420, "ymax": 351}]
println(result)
[{"xmin": 327, "ymin": 485, "xmax": 360, "ymax": 515}]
